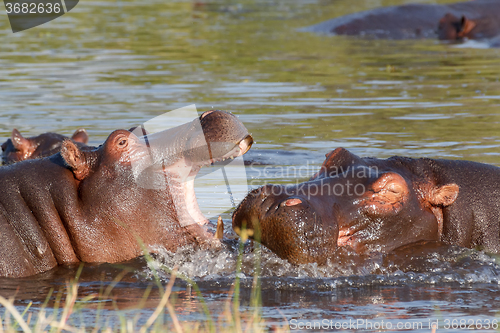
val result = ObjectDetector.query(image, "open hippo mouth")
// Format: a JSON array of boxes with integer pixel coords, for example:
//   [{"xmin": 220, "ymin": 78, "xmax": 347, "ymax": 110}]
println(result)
[
  {"xmin": 131, "ymin": 110, "xmax": 253, "ymax": 227},
  {"xmin": 191, "ymin": 135, "xmax": 253, "ymax": 171},
  {"xmin": 163, "ymin": 135, "xmax": 253, "ymax": 227}
]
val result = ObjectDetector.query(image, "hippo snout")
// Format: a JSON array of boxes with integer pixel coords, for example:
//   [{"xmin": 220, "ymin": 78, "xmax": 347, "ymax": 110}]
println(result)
[
  {"xmin": 232, "ymin": 184, "xmax": 339, "ymax": 265},
  {"xmin": 232, "ymin": 193, "xmax": 258, "ymax": 239}
]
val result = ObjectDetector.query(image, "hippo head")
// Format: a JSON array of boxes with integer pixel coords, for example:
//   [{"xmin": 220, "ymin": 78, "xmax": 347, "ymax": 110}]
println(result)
[
  {"xmin": 1, "ymin": 128, "xmax": 88, "ymax": 165},
  {"xmin": 232, "ymin": 148, "xmax": 459, "ymax": 265},
  {"xmin": 437, "ymin": 13, "xmax": 476, "ymax": 40},
  {"xmin": 62, "ymin": 110, "xmax": 253, "ymax": 229}
]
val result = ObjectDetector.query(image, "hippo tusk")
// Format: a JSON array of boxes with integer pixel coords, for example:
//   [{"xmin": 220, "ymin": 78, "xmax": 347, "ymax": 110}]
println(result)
[{"xmin": 215, "ymin": 216, "xmax": 224, "ymax": 239}]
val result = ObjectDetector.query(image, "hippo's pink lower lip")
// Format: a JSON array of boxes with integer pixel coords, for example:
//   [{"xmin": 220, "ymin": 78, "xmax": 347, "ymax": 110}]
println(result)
[{"xmin": 167, "ymin": 175, "xmax": 209, "ymax": 227}]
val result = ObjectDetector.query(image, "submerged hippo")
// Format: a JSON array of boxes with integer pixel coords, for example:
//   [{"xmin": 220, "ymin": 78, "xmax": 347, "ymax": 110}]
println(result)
[
  {"xmin": 1, "ymin": 128, "xmax": 89, "ymax": 165},
  {"xmin": 437, "ymin": 12, "xmax": 500, "ymax": 41},
  {"xmin": 302, "ymin": 0, "xmax": 500, "ymax": 42},
  {"xmin": 0, "ymin": 110, "xmax": 253, "ymax": 277},
  {"xmin": 232, "ymin": 148, "xmax": 500, "ymax": 264}
]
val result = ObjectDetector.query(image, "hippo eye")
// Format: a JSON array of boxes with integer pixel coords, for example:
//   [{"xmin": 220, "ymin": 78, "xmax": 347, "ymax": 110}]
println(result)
[{"xmin": 117, "ymin": 138, "xmax": 128, "ymax": 148}]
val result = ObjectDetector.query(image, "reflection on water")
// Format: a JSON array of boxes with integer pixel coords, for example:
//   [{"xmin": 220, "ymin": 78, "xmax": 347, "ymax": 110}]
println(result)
[{"xmin": 2, "ymin": 0, "xmax": 500, "ymax": 329}]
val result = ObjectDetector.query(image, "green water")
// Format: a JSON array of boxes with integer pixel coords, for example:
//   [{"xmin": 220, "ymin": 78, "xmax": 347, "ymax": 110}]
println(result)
[{"xmin": 2, "ymin": 0, "xmax": 500, "ymax": 162}]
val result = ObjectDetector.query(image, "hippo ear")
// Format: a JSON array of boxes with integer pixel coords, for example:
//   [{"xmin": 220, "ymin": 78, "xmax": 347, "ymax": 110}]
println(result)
[
  {"xmin": 428, "ymin": 184, "xmax": 459, "ymax": 207},
  {"xmin": 311, "ymin": 147, "xmax": 364, "ymax": 180},
  {"xmin": 363, "ymin": 172, "xmax": 409, "ymax": 215},
  {"xmin": 11, "ymin": 129, "xmax": 30, "ymax": 152},
  {"xmin": 61, "ymin": 140, "xmax": 89, "ymax": 180},
  {"xmin": 458, "ymin": 16, "xmax": 476, "ymax": 37},
  {"xmin": 71, "ymin": 128, "xmax": 89, "ymax": 144}
]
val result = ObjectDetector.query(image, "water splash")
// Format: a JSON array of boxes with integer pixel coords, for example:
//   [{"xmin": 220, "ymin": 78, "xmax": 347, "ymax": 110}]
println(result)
[{"xmin": 146, "ymin": 241, "xmax": 500, "ymax": 290}]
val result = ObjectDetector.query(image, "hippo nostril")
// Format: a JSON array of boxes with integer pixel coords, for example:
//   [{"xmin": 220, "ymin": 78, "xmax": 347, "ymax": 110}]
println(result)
[{"xmin": 283, "ymin": 198, "xmax": 302, "ymax": 207}]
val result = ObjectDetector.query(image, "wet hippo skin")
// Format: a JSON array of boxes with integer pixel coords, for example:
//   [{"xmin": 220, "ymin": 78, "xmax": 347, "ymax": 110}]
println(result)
[
  {"xmin": 232, "ymin": 148, "xmax": 500, "ymax": 265},
  {"xmin": 302, "ymin": 0, "xmax": 500, "ymax": 42},
  {"xmin": 1, "ymin": 128, "xmax": 89, "ymax": 165},
  {"xmin": 0, "ymin": 110, "xmax": 253, "ymax": 277}
]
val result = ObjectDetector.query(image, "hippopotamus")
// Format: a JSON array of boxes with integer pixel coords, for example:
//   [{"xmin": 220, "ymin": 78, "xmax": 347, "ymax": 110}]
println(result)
[
  {"xmin": 1, "ymin": 128, "xmax": 89, "ymax": 165},
  {"xmin": 232, "ymin": 147, "xmax": 500, "ymax": 265},
  {"xmin": 437, "ymin": 12, "xmax": 500, "ymax": 41},
  {"xmin": 302, "ymin": 0, "xmax": 500, "ymax": 42},
  {"xmin": 0, "ymin": 110, "xmax": 253, "ymax": 277}
]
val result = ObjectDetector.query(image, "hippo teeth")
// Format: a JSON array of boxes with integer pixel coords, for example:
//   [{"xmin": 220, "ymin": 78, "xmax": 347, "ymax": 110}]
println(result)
[{"xmin": 205, "ymin": 148, "xmax": 241, "ymax": 166}]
